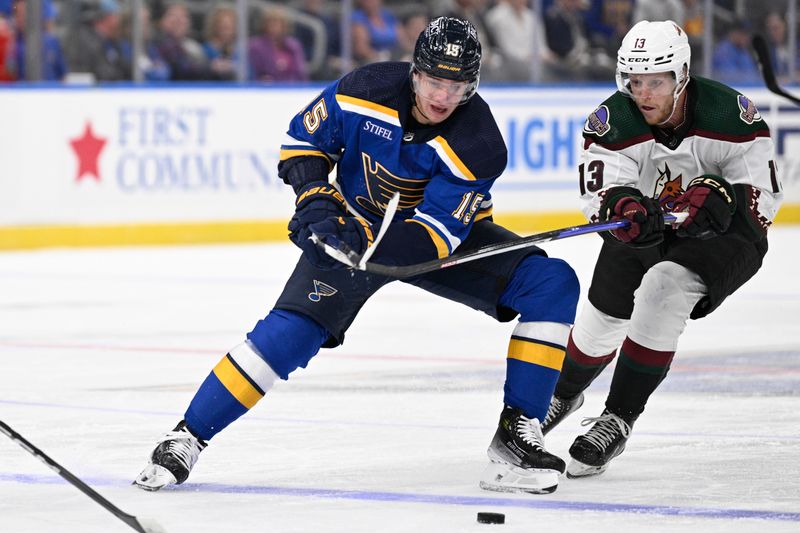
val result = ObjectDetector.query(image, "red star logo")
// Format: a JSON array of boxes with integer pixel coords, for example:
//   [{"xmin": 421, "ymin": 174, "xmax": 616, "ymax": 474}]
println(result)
[{"xmin": 69, "ymin": 122, "xmax": 107, "ymax": 181}]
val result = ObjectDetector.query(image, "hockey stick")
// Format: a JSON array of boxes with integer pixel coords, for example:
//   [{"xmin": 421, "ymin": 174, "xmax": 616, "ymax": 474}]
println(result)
[
  {"xmin": 0, "ymin": 419, "xmax": 167, "ymax": 533},
  {"xmin": 752, "ymin": 34, "xmax": 800, "ymax": 106},
  {"xmin": 315, "ymin": 212, "xmax": 686, "ymax": 279}
]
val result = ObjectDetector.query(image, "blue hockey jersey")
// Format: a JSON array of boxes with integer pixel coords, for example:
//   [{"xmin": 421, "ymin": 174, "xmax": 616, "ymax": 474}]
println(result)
[{"xmin": 279, "ymin": 62, "xmax": 507, "ymax": 263}]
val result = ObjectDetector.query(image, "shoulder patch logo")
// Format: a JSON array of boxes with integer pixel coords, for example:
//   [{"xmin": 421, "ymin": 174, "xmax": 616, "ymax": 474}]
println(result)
[
  {"xmin": 737, "ymin": 95, "xmax": 762, "ymax": 124},
  {"xmin": 584, "ymin": 105, "xmax": 611, "ymax": 136},
  {"xmin": 308, "ymin": 280, "xmax": 338, "ymax": 302}
]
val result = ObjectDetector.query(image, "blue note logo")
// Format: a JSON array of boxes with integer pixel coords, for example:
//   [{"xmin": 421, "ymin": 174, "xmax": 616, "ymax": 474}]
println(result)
[{"xmin": 308, "ymin": 280, "xmax": 338, "ymax": 302}]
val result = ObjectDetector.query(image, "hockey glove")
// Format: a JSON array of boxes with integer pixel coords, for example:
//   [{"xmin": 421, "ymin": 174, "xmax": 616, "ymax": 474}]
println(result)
[
  {"xmin": 288, "ymin": 181, "xmax": 347, "ymax": 247},
  {"xmin": 600, "ymin": 186, "xmax": 664, "ymax": 248},
  {"xmin": 672, "ymin": 175, "xmax": 736, "ymax": 239},
  {"xmin": 301, "ymin": 216, "xmax": 375, "ymax": 270}
]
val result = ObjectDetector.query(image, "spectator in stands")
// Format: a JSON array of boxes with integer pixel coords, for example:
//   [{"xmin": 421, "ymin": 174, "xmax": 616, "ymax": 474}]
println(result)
[
  {"xmin": 11, "ymin": 0, "xmax": 66, "ymax": 81},
  {"xmin": 0, "ymin": 11, "xmax": 13, "ymax": 81},
  {"xmin": 156, "ymin": 1, "xmax": 232, "ymax": 80},
  {"xmin": 351, "ymin": 0, "xmax": 399, "ymax": 65},
  {"xmin": 391, "ymin": 11, "xmax": 428, "ymax": 63},
  {"xmin": 712, "ymin": 18, "xmax": 761, "ymax": 85},
  {"xmin": 631, "ymin": 0, "xmax": 684, "ymax": 25},
  {"xmin": 441, "ymin": 0, "xmax": 501, "ymax": 81},
  {"xmin": 202, "ymin": 2, "xmax": 238, "ymax": 80},
  {"xmin": 3, "ymin": 0, "xmax": 57, "ymax": 31},
  {"xmin": 119, "ymin": 3, "xmax": 170, "ymax": 81},
  {"xmin": 248, "ymin": 5, "xmax": 308, "ymax": 82},
  {"xmin": 543, "ymin": 0, "xmax": 613, "ymax": 81},
  {"xmin": 63, "ymin": 0, "xmax": 127, "ymax": 82},
  {"xmin": 763, "ymin": 11, "xmax": 789, "ymax": 80},
  {"xmin": 295, "ymin": 0, "xmax": 341, "ymax": 79},
  {"xmin": 486, "ymin": 0, "xmax": 554, "ymax": 81},
  {"xmin": 680, "ymin": 0, "xmax": 704, "ymax": 71},
  {"xmin": 585, "ymin": 0, "xmax": 634, "ymax": 57}
]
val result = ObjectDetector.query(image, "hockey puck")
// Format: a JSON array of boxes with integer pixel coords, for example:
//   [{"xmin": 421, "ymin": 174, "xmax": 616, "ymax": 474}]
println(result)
[{"xmin": 477, "ymin": 512, "xmax": 505, "ymax": 524}]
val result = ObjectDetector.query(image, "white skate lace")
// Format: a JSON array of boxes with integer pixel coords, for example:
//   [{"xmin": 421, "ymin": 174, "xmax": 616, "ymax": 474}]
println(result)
[
  {"xmin": 543, "ymin": 397, "xmax": 563, "ymax": 426},
  {"xmin": 515, "ymin": 415, "xmax": 545, "ymax": 450},
  {"xmin": 579, "ymin": 413, "xmax": 631, "ymax": 451},
  {"xmin": 156, "ymin": 429, "xmax": 203, "ymax": 469}
]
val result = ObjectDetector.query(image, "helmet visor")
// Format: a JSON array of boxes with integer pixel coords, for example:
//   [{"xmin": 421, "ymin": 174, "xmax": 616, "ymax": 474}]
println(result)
[
  {"xmin": 620, "ymin": 72, "xmax": 678, "ymax": 100},
  {"xmin": 413, "ymin": 71, "xmax": 473, "ymax": 106}
]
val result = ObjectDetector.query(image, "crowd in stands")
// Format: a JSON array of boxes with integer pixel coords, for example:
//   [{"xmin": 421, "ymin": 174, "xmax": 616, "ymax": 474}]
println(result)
[{"xmin": 0, "ymin": 0, "xmax": 796, "ymax": 84}]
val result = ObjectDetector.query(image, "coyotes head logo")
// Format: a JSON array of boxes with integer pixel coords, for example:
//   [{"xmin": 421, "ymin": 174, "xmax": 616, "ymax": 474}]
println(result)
[{"xmin": 653, "ymin": 163, "xmax": 685, "ymax": 210}]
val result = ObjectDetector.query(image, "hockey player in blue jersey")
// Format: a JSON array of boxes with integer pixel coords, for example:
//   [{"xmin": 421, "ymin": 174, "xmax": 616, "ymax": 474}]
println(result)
[{"xmin": 134, "ymin": 17, "xmax": 579, "ymax": 494}]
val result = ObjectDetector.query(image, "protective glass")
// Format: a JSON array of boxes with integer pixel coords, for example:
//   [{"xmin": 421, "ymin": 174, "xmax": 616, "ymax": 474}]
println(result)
[
  {"xmin": 620, "ymin": 72, "xmax": 678, "ymax": 100},
  {"xmin": 412, "ymin": 72, "xmax": 471, "ymax": 106}
]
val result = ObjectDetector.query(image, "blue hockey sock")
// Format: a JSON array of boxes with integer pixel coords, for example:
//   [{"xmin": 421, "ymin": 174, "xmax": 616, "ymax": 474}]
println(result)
[
  {"xmin": 504, "ymin": 335, "xmax": 564, "ymax": 420},
  {"xmin": 184, "ymin": 309, "xmax": 328, "ymax": 440},
  {"xmin": 498, "ymin": 255, "xmax": 578, "ymax": 421}
]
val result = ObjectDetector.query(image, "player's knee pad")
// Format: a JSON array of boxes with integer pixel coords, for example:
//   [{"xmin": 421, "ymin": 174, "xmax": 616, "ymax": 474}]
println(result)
[
  {"xmin": 246, "ymin": 308, "xmax": 329, "ymax": 379},
  {"xmin": 628, "ymin": 261, "xmax": 707, "ymax": 351},
  {"xmin": 571, "ymin": 301, "xmax": 630, "ymax": 357},
  {"xmin": 503, "ymin": 255, "xmax": 579, "ymax": 324}
]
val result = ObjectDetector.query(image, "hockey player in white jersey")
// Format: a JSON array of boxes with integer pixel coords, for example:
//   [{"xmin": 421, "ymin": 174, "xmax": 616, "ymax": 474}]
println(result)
[{"xmin": 541, "ymin": 20, "xmax": 783, "ymax": 477}]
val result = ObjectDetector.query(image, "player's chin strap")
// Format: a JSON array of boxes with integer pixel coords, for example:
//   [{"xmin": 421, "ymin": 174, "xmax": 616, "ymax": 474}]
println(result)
[
  {"xmin": 309, "ymin": 193, "xmax": 401, "ymax": 270},
  {"xmin": 314, "ymin": 206, "xmax": 687, "ymax": 279}
]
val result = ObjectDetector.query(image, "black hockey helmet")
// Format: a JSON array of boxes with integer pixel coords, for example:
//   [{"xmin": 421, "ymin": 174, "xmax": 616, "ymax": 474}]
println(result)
[{"xmin": 411, "ymin": 16, "xmax": 481, "ymax": 103}]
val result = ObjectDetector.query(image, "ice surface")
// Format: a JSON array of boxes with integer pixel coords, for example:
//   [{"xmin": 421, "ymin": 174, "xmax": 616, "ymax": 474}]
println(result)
[{"xmin": 1, "ymin": 228, "xmax": 799, "ymax": 533}]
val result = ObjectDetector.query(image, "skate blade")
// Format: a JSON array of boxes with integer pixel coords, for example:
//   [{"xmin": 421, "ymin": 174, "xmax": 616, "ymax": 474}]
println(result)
[
  {"xmin": 133, "ymin": 464, "xmax": 178, "ymax": 491},
  {"xmin": 566, "ymin": 458, "xmax": 609, "ymax": 478},
  {"xmin": 479, "ymin": 461, "xmax": 559, "ymax": 494}
]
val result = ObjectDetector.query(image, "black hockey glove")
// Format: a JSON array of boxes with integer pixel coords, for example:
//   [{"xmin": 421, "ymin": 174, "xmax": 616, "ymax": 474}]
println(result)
[
  {"xmin": 288, "ymin": 181, "xmax": 347, "ymax": 247},
  {"xmin": 599, "ymin": 186, "xmax": 664, "ymax": 248},
  {"xmin": 672, "ymin": 175, "xmax": 736, "ymax": 239},
  {"xmin": 301, "ymin": 216, "xmax": 374, "ymax": 270}
]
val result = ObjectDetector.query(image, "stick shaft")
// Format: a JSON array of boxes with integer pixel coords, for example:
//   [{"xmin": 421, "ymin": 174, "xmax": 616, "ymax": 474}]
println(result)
[
  {"xmin": 752, "ymin": 34, "xmax": 800, "ymax": 106},
  {"xmin": 362, "ymin": 214, "xmax": 683, "ymax": 278},
  {"xmin": 0, "ymin": 419, "xmax": 151, "ymax": 533}
]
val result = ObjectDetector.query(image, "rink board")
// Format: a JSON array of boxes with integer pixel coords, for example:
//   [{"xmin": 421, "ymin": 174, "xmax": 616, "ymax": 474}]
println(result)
[{"xmin": 0, "ymin": 84, "xmax": 798, "ymax": 249}]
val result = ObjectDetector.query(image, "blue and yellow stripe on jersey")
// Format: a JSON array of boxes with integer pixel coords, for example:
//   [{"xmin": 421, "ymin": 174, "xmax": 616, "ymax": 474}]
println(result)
[
  {"xmin": 427, "ymin": 136, "xmax": 477, "ymax": 181},
  {"xmin": 279, "ymin": 135, "xmax": 336, "ymax": 172},
  {"xmin": 334, "ymin": 94, "xmax": 401, "ymax": 126}
]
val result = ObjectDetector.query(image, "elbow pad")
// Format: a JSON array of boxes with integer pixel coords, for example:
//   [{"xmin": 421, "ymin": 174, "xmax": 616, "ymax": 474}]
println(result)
[{"xmin": 279, "ymin": 156, "xmax": 331, "ymax": 194}]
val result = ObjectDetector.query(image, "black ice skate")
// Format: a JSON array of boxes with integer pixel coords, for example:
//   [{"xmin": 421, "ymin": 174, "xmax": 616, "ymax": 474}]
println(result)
[
  {"xmin": 541, "ymin": 392, "xmax": 585, "ymax": 435},
  {"xmin": 566, "ymin": 410, "xmax": 632, "ymax": 478},
  {"xmin": 133, "ymin": 421, "xmax": 207, "ymax": 491},
  {"xmin": 479, "ymin": 405, "xmax": 566, "ymax": 494}
]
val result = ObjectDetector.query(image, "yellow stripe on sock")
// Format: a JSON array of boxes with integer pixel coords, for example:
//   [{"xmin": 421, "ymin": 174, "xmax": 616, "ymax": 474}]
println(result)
[
  {"xmin": 507, "ymin": 339, "xmax": 565, "ymax": 371},
  {"xmin": 212, "ymin": 356, "xmax": 264, "ymax": 409}
]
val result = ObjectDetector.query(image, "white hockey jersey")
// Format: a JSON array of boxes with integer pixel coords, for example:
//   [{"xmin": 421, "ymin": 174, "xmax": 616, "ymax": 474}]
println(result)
[{"xmin": 579, "ymin": 76, "xmax": 783, "ymax": 240}]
